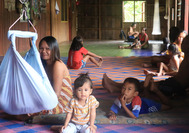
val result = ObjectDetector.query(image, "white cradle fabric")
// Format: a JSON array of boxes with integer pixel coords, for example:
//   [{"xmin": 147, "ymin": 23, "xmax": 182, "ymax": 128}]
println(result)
[{"xmin": 0, "ymin": 30, "xmax": 58, "ymax": 115}]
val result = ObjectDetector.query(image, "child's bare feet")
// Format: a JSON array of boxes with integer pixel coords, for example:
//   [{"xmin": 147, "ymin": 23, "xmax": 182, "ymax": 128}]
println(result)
[
  {"xmin": 143, "ymin": 69, "xmax": 156, "ymax": 76},
  {"xmin": 142, "ymin": 63, "xmax": 152, "ymax": 68},
  {"xmin": 118, "ymin": 45, "xmax": 124, "ymax": 49},
  {"xmin": 156, "ymin": 73, "xmax": 162, "ymax": 76},
  {"xmin": 98, "ymin": 58, "xmax": 103, "ymax": 67}
]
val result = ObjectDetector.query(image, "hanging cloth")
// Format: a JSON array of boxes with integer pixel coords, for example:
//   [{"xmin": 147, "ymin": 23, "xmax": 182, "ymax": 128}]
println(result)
[
  {"xmin": 0, "ymin": 30, "xmax": 58, "ymax": 115},
  {"xmin": 0, "ymin": 9, "xmax": 58, "ymax": 115},
  {"xmin": 152, "ymin": 0, "xmax": 161, "ymax": 35}
]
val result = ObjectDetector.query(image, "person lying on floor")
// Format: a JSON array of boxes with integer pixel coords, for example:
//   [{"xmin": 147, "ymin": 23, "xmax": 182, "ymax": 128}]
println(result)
[
  {"xmin": 103, "ymin": 35, "xmax": 189, "ymax": 100},
  {"xmin": 107, "ymin": 77, "xmax": 170, "ymax": 120}
]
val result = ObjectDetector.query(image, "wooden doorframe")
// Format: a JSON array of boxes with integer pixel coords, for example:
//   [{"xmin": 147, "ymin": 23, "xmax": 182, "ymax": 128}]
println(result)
[{"xmin": 184, "ymin": 0, "xmax": 189, "ymax": 33}]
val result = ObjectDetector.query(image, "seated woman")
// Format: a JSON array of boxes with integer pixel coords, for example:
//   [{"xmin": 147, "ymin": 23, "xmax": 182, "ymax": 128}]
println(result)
[
  {"xmin": 127, "ymin": 23, "xmax": 139, "ymax": 42},
  {"xmin": 4, "ymin": 36, "xmax": 73, "ymax": 122},
  {"xmin": 172, "ymin": 30, "xmax": 187, "ymax": 60},
  {"xmin": 37, "ymin": 36, "xmax": 73, "ymax": 115},
  {"xmin": 138, "ymin": 27, "xmax": 149, "ymax": 49}
]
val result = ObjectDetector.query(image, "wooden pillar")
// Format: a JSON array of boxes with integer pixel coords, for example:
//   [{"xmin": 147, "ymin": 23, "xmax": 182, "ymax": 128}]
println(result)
[
  {"xmin": 167, "ymin": 0, "xmax": 170, "ymax": 38},
  {"xmin": 175, "ymin": 0, "xmax": 177, "ymax": 26},
  {"xmin": 98, "ymin": 0, "xmax": 101, "ymax": 40},
  {"xmin": 184, "ymin": 0, "xmax": 189, "ymax": 33}
]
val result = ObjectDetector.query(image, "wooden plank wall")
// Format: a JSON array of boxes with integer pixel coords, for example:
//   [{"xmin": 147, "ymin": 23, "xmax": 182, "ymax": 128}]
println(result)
[
  {"xmin": 51, "ymin": 0, "xmax": 69, "ymax": 43},
  {"xmin": 76, "ymin": 0, "xmax": 185, "ymax": 40},
  {"xmin": 0, "ymin": 1, "xmax": 51, "ymax": 56},
  {"xmin": 0, "ymin": 0, "xmax": 70, "ymax": 56}
]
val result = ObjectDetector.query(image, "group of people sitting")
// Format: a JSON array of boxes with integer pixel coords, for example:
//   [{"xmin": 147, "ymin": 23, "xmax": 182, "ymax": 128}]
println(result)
[
  {"xmin": 119, "ymin": 23, "xmax": 149, "ymax": 49},
  {"xmin": 103, "ymin": 26, "xmax": 189, "ymax": 122},
  {"xmin": 2, "ymin": 25, "xmax": 189, "ymax": 133},
  {"xmin": 143, "ymin": 27, "xmax": 187, "ymax": 77}
]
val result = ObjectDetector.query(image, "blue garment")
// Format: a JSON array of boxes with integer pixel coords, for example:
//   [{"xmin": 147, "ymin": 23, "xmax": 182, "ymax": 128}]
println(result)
[
  {"xmin": 80, "ymin": 60, "xmax": 86, "ymax": 68},
  {"xmin": 0, "ymin": 30, "xmax": 58, "ymax": 115},
  {"xmin": 110, "ymin": 96, "xmax": 161, "ymax": 118},
  {"xmin": 128, "ymin": 35, "xmax": 135, "ymax": 39}
]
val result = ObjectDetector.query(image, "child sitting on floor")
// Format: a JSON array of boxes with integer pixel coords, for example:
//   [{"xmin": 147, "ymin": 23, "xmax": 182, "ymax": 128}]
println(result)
[
  {"xmin": 67, "ymin": 36, "xmax": 103, "ymax": 69},
  {"xmin": 60, "ymin": 73, "xmax": 99, "ymax": 133},
  {"xmin": 144, "ymin": 44, "xmax": 182, "ymax": 76},
  {"xmin": 118, "ymin": 38, "xmax": 141, "ymax": 49},
  {"xmin": 108, "ymin": 77, "xmax": 170, "ymax": 120}
]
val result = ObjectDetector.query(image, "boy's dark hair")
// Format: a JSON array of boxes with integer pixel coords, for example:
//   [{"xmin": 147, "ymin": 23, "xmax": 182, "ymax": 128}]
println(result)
[
  {"xmin": 168, "ymin": 44, "xmax": 179, "ymax": 55},
  {"xmin": 70, "ymin": 35, "xmax": 83, "ymax": 51},
  {"xmin": 123, "ymin": 77, "xmax": 140, "ymax": 92},
  {"xmin": 74, "ymin": 72, "xmax": 93, "ymax": 90}
]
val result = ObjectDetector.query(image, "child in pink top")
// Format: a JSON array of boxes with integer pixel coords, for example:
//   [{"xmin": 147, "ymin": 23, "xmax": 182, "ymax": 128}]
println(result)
[{"xmin": 67, "ymin": 36, "xmax": 103, "ymax": 69}]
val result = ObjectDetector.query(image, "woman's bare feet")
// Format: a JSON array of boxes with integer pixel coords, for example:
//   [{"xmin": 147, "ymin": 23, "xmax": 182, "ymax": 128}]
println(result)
[
  {"xmin": 102, "ymin": 73, "xmax": 122, "ymax": 93},
  {"xmin": 148, "ymin": 78, "xmax": 159, "ymax": 92},
  {"xmin": 102, "ymin": 73, "xmax": 114, "ymax": 93},
  {"xmin": 143, "ymin": 74, "xmax": 154, "ymax": 88}
]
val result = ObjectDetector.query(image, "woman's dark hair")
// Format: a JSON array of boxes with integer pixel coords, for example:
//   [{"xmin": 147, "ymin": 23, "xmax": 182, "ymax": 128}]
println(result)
[
  {"xmin": 74, "ymin": 72, "xmax": 93, "ymax": 91},
  {"xmin": 123, "ymin": 77, "xmax": 140, "ymax": 92},
  {"xmin": 70, "ymin": 35, "xmax": 83, "ymax": 51},
  {"xmin": 163, "ymin": 37, "xmax": 169, "ymax": 45},
  {"xmin": 168, "ymin": 44, "xmax": 179, "ymax": 55},
  {"xmin": 169, "ymin": 27, "xmax": 181, "ymax": 43},
  {"xmin": 131, "ymin": 22, "xmax": 136, "ymax": 27},
  {"xmin": 39, "ymin": 36, "xmax": 60, "ymax": 65}
]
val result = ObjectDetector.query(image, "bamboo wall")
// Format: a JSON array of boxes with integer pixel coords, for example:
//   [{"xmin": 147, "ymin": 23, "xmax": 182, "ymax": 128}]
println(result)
[
  {"xmin": 76, "ymin": 0, "xmax": 186, "ymax": 40},
  {"xmin": 0, "ymin": 0, "xmax": 187, "ymax": 56}
]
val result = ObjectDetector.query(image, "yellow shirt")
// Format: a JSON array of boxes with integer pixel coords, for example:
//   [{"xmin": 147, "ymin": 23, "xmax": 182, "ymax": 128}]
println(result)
[{"xmin": 65, "ymin": 95, "xmax": 99, "ymax": 125}]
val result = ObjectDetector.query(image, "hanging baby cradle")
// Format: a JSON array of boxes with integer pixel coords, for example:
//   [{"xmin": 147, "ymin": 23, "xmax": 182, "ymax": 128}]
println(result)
[{"xmin": 0, "ymin": 7, "xmax": 58, "ymax": 115}]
